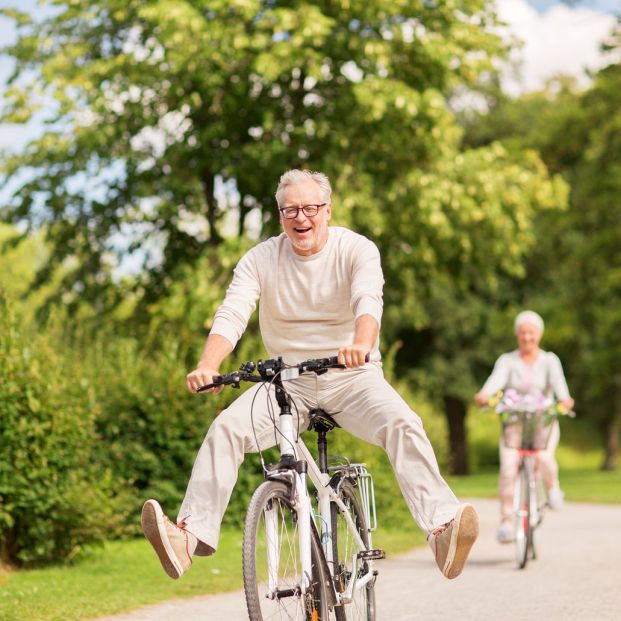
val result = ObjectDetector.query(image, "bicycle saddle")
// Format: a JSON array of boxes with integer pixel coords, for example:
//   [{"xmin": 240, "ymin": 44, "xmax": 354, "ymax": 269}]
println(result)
[{"xmin": 307, "ymin": 408, "xmax": 340, "ymax": 432}]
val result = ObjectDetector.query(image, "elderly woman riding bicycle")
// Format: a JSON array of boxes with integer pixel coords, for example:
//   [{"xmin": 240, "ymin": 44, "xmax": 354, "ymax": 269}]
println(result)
[{"xmin": 475, "ymin": 310, "xmax": 574, "ymax": 543}]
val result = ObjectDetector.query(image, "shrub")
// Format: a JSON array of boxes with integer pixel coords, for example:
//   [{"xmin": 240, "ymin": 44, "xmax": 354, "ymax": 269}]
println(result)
[
  {"xmin": 0, "ymin": 297, "xmax": 127, "ymax": 566},
  {"xmin": 81, "ymin": 326, "xmax": 269, "ymax": 528}
]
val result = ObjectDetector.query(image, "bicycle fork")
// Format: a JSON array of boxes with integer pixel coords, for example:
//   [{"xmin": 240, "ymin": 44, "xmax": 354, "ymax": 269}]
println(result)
[
  {"xmin": 265, "ymin": 383, "xmax": 314, "ymax": 597},
  {"xmin": 264, "ymin": 469, "xmax": 313, "ymax": 597}
]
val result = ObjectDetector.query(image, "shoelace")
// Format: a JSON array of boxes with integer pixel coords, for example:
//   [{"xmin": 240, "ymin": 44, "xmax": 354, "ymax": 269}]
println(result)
[
  {"xmin": 430, "ymin": 518, "xmax": 454, "ymax": 539},
  {"xmin": 165, "ymin": 514, "xmax": 194, "ymax": 563}
]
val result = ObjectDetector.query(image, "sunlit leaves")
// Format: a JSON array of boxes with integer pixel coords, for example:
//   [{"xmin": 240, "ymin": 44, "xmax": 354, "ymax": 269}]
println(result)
[{"xmin": 1, "ymin": 0, "xmax": 509, "ymax": 314}]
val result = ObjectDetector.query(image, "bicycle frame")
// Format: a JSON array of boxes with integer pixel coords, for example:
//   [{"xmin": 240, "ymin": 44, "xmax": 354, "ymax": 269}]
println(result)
[
  {"xmin": 515, "ymin": 450, "xmax": 545, "ymax": 526},
  {"xmin": 263, "ymin": 377, "xmax": 377, "ymax": 606},
  {"xmin": 513, "ymin": 448, "xmax": 546, "ymax": 569}
]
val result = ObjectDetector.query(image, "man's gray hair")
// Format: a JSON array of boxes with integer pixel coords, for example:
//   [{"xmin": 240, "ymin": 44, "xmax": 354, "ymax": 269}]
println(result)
[{"xmin": 275, "ymin": 169, "xmax": 332, "ymax": 207}]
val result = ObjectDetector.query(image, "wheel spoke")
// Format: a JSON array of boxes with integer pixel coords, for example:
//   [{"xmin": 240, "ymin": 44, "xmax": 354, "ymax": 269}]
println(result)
[
  {"xmin": 332, "ymin": 481, "xmax": 375, "ymax": 621},
  {"xmin": 244, "ymin": 481, "xmax": 329, "ymax": 621}
]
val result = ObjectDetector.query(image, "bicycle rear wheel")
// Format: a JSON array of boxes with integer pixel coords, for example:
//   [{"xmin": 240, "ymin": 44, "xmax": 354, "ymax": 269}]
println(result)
[
  {"xmin": 243, "ymin": 480, "xmax": 330, "ymax": 621},
  {"xmin": 514, "ymin": 463, "xmax": 530, "ymax": 569},
  {"xmin": 332, "ymin": 480, "xmax": 376, "ymax": 621}
]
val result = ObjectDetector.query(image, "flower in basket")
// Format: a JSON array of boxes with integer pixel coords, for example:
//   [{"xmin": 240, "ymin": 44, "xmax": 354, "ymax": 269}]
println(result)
[
  {"xmin": 489, "ymin": 389, "xmax": 554, "ymax": 424},
  {"xmin": 543, "ymin": 400, "xmax": 576, "ymax": 418},
  {"xmin": 491, "ymin": 389, "xmax": 551, "ymax": 412}
]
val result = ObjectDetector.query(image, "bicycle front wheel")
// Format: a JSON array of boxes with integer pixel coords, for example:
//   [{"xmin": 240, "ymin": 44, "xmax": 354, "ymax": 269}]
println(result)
[
  {"xmin": 529, "ymin": 473, "xmax": 544, "ymax": 561},
  {"xmin": 243, "ymin": 480, "xmax": 330, "ymax": 621},
  {"xmin": 514, "ymin": 464, "xmax": 530, "ymax": 569},
  {"xmin": 332, "ymin": 480, "xmax": 376, "ymax": 621}
]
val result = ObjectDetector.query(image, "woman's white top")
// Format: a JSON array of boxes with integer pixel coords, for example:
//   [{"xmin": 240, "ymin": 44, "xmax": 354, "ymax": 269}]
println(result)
[{"xmin": 481, "ymin": 350, "xmax": 571, "ymax": 399}]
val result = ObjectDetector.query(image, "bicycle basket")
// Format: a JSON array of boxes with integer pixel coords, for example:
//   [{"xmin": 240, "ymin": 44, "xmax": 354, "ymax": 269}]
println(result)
[{"xmin": 501, "ymin": 410, "xmax": 555, "ymax": 450}]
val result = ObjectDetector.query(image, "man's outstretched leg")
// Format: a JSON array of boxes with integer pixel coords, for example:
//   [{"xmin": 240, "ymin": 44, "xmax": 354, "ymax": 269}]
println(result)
[
  {"xmin": 141, "ymin": 380, "xmax": 313, "ymax": 578},
  {"xmin": 319, "ymin": 365, "xmax": 479, "ymax": 579}
]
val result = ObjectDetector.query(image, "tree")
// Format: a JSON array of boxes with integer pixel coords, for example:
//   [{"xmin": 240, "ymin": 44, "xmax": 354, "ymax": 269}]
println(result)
[
  {"xmin": 461, "ymin": 22, "xmax": 621, "ymax": 469},
  {"xmin": 1, "ymin": 0, "xmax": 505, "ymax": 314},
  {"xmin": 1, "ymin": 2, "xmax": 571, "ymax": 475},
  {"xmin": 352, "ymin": 143, "xmax": 568, "ymax": 473}
]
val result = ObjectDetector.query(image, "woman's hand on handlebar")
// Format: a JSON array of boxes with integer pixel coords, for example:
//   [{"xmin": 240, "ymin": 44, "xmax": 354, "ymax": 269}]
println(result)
[
  {"xmin": 186, "ymin": 366, "xmax": 224, "ymax": 395},
  {"xmin": 337, "ymin": 344, "xmax": 369, "ymax": 368},
  {"xmin": 474, "ymin": 392, "xmax": 489, "ymax": 407}
]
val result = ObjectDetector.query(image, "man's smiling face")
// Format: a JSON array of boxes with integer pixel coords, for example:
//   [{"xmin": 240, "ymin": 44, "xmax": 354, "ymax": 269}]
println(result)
[{"xmin": 279, "ymin": 178, "xmax": 332, "ymax": 256}]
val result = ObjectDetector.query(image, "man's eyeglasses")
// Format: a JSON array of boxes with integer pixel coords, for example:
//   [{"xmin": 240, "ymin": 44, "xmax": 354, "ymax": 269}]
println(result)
[{"xmin": 279, "ymin": 203, "xmax": 327, "ymax": 219}]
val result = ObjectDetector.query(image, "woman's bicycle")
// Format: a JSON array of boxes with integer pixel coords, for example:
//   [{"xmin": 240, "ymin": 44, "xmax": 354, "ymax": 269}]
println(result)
[
  {"xmin": 491, "ymin": 390, "xmax": 574, "ymax": 569},
  {"xmin": 198, "ymin": 355, "xmax": 383, "ymax": 620}
]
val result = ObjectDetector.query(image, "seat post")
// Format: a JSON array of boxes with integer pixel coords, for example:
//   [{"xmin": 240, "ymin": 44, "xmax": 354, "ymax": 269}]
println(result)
[{"xmin": 317, "ymin": 429, "xmax": 329, "ymax": 474}]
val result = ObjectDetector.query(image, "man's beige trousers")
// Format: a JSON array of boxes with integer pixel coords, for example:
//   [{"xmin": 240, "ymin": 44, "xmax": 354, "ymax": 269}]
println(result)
[{"xmin": 178, "ymin": 363, "xmax": 460, "ymax": 552}]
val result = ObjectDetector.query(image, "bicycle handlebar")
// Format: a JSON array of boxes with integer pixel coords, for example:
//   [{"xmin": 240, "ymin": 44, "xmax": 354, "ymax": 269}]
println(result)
[{"xmin": 196, "ymin": 354, "xmax": 370, "ymax": 393}]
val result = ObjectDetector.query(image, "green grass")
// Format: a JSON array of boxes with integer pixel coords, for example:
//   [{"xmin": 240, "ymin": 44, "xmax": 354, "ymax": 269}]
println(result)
[
  {"xmin": 0, "ymin": 529, "xmax": 243, "ymax": 621},
  {"xmin": 0, "ymin": 525, "xmax": 418, "ymax": 621},
  {"xmin": 447, "ymin": 466, "xmax": 621, "ymax": 504}
]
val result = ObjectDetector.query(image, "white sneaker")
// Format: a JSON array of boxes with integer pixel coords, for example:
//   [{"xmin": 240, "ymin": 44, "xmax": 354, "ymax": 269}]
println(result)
[
  {"xmin": 428, "ymin": 504, "xmax": 479, "ymax": 579},
  {"xmin": 141, "ymin": 499, "xmax": 198, "ymax": 579},
  {"xmin": 548, "ymin": 488, "xmax": 565, "ymax": 510},
  {"xmin": 496, "ymin": 521, "xmax": 514, "ymax": 544}
]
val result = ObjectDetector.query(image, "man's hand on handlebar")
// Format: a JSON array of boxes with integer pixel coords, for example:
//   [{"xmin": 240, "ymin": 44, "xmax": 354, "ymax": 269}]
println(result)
[
  {"xmin": 192, "ymin": 353, "xmax": 371, "ymax": 394},
  {"xmin": 337, "ymin": 344, "xmax": 370, "ymax": 368},
  {"xmin": 186, "ymin": 366, "xmax": 224, "ymax": 395}
]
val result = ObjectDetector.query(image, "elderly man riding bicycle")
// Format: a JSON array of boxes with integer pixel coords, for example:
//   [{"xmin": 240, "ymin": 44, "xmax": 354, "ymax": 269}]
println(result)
[{"xmin": 141, "ymin": 168, "xmax": 479, "ymax": 583}]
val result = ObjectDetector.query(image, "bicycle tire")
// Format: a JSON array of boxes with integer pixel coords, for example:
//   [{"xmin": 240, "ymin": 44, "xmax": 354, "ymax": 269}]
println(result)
[
  {"xmin": 332, "ymin": 480, "xmax": 376, "ymax": 621},
  {"xmin": 243, "ymin": 480, "xmax": 331, "ymax": 621},
  {"xmin": 514, "ymin": 463, "xmax": 530, "ymax": 569},
  {"xmin": 528, "ymin": 473, "xmax": 542, "ymax": 561}
]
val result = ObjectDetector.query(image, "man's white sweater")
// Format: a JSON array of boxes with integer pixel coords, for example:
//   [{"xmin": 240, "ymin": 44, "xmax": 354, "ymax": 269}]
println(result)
[{"xmin": 210, "ymin": 226, "xmax": 384, "ymax": 364}]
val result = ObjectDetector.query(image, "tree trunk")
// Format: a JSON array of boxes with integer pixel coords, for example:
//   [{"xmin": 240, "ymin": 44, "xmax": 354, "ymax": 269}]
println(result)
[
  {"xmin": 443, "ymin": 395, "xmax": 469, "ymax": 475},
  {"xmin": 201, "ymin": 169, "xmax": 222, "ymax": 244},
  {"xmin": 238, "ymin": 200, "xmax": 249, "ymax": 238},
  {"xmin": 601, "ymin": 411, "xmax": 619, "ymax": 471}
]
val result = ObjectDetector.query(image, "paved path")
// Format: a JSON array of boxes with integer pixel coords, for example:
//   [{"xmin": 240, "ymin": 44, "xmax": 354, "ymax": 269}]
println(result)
[{"xmin": 94, "ymin": 499, "xmax": 621, "ymax": 621}]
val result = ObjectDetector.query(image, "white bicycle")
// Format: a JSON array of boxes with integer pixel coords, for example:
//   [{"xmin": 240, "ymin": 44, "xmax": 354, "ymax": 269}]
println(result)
[{"xmin": 198, "ymin": 356, "xmax": 384, "ymax": 620}]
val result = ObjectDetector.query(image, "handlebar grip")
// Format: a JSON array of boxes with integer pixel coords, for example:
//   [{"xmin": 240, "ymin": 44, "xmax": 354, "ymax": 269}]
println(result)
[
  {"xmin": 196, "ymin": 375, "xmax": 224, "ymax": 393},
  {"xmin": 196, "ymin": 384, "xmax": 214, "ymax": 393},
  {"xmin": 328, "ymin": 353, "xmax": 371, "ymax": 364}
]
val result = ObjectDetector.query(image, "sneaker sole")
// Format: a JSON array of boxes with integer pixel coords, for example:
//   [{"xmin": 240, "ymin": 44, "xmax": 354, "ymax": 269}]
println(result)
[
  {"xmin": 443, "ymin": 504, "xmax": 479, "ymax": 579},
  {"xmin": 141, "ymin": 500, "xmax": 183, "ymax": 579},
  {"xmin": 496, "ymin": 537, "xmax": 515, "ymax": 545}
]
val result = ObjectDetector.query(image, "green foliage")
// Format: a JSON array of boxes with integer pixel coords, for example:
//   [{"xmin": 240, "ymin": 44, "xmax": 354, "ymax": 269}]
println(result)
[
  {"xmin": 0, "ymin": 0, "xmax": 506, "ymax": 312},
  {"xmin": 0, "ymin": 297, "xmax": 127, "ymax": 566},
  {"xmin": 360, "ymin": 139, "xmax": 569, "ymax": 473},
  {"xmin": 461, "ymin": 26, "xmax": 621, "ymax": 468},
  {"xmin": 375, "ymin": 143, "xmax": 567, "ymax": 396},
  {"xmin": 81, "ymin": 329, "xmax": 271, "ymax": 529}
]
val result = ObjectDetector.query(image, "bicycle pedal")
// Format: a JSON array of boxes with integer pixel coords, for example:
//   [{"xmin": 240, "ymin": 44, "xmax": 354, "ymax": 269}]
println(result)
[{"xmin": 357, "ymin": 549, "xmax": 385, "ymax": 560}]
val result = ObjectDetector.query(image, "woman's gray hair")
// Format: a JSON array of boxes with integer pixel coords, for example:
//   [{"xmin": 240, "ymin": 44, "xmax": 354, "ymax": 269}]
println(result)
[
  {"xmin": 514, "ymin": 310, "xmax": 544, "ymax": 335},
  {"xmin": 275, "ymin": 169, "xmax": 332, "ymax": 207}
]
